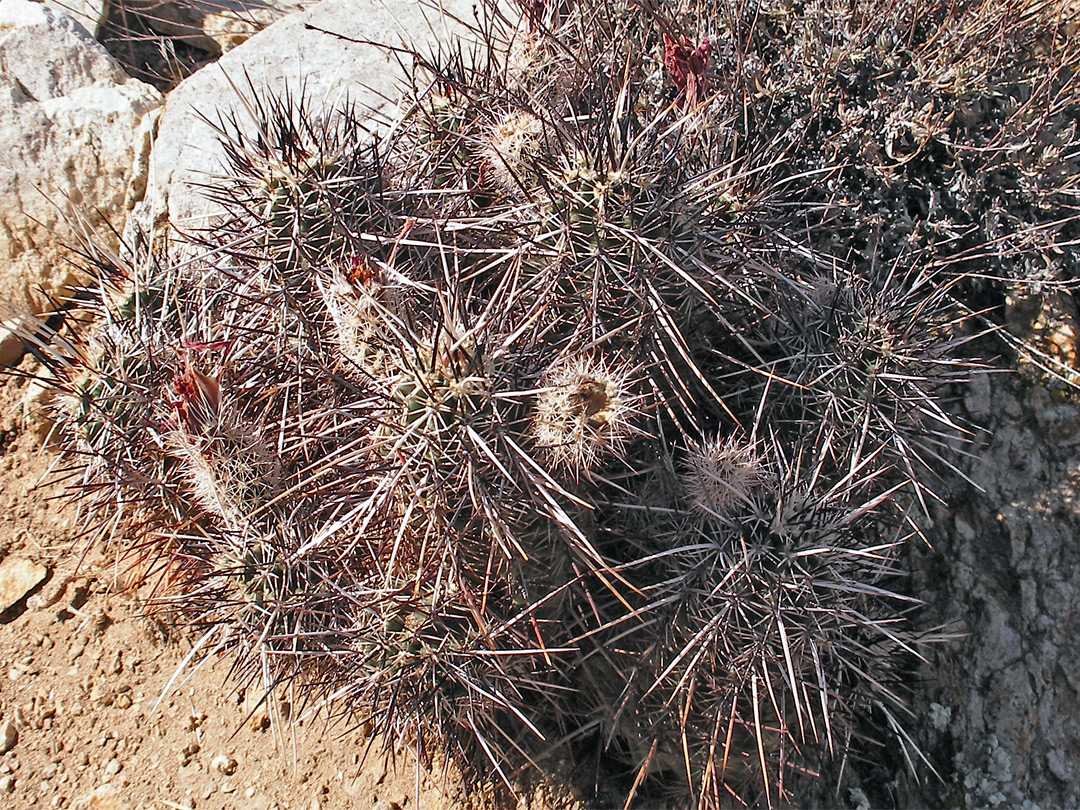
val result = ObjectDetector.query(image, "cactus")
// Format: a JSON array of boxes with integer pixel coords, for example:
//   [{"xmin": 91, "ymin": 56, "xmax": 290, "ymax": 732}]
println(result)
[{"xmin": 16, "ymin": 0, "xmax": 1080, "ymax": 807}]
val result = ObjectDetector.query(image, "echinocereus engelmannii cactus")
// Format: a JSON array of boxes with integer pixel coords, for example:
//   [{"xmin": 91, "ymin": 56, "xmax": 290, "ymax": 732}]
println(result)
[{"xmin": 11, "ymin": 0, "xmax": 1080, "ymax": 807}]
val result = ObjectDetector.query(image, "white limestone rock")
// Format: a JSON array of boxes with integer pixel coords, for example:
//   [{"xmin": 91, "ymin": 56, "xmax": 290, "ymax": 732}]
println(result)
[
  {"xmin": 0, "ymin": 0, "xmax": 162, "ymax": 363},
  {"xmin": 146, "ymin": 0, "xmax": 499, "ymax": 227}
]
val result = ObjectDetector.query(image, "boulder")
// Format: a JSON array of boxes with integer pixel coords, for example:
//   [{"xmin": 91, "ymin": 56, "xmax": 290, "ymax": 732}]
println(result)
[
  {"xmin": 145, "ymin": 0, "xmax": 504, "ymax": 227},
  {"xmin": 0, "ymin": 0, "xmax": 162, "ymax": 363}
]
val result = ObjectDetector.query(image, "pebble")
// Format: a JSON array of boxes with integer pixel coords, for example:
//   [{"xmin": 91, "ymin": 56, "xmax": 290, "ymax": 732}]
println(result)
[
  {"xmin": 186, "ymin": 711, "xmax": 207, "ymax": 731},
  {"xmin": 247, "ymin": 704, "xmax": 271, "ymax": 732},
  {"xmin": 211, "ymin": 754, "xmax": 237, "ymax": 775},
  {"xmin": 0, "ymin": 719, "xmax": 15, "ymax": 754},
  {"xmin": 1048, "ymin": 748, "xmax": 1069, "ymax": 781},
  {"xmin": 115, "ymin": 693, "xmax": 132, "ymax": 710},
  {"xmin": 90, "ymin": 686, "xmax": 114, "ymax": 707},
  {"xmin": 0, "ymin": 558, "xmax": 48, "ymax": 613},
  {"xmin": 954, "ymin": 515, "xmax": 977, "ymax": 542},
  {"xmin": 103, "ymin": 759, "xmax": 121, "ymax": 776},
  {"xmin": 9, "ymin": 663, "xmax": 38, "ymax": 680},
  {"xmin": 0, "ymin": 774, "xmax": 13, "ymax": 792},
  {"xmin": 82, "ymin": 784, "xmax": 127, "ymax": 809}
]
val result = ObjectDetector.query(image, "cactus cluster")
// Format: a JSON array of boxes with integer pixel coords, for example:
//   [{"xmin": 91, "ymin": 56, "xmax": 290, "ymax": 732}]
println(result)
[{"xmin": 21, "ymin": 0, "xmax": 1080, "ymax": 806}]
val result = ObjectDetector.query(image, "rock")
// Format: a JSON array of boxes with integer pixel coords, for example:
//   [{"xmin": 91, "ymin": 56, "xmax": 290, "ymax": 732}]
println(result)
[
  {"xmin": 43, "ymin": 0, "xmax": 109, "ymax": 37},
  {"xmin": 0, "ymin": 557, "xmax": 48, "ymax": 612},
  {"xmin": 90, "ymin": 684, "xmax": 114, "ymax": 707},
  {"xmin": 963, "ymin": 371, "xmax": 993, "ymax": 420},
  {"xmin": 1005, "ymin": 289, "xmax": 1080, "ymax": 389},
  {"xmin": 918, "ymin": 368, "xmax": 1080, "ymax": 808},
  {"xmin": 8, "ymin": 662, "xmax": 39, "ymax": 679},
  {"xmin": 210, "ymin": 753, "xmax": 237, "ymax": 775},
  {"xmin": 146, "ymin": 0, "xmax": 505, "ymax": 226},
  {"xmin": 122, "ymin": 0, "xmax": 311, "ymax": 55},
  {"xmin": 0, "ymin": 0, "xmax": 162, "ymax": 364},
  {"xmin": 76, "ymin": 782, "xmax": 130, "ymax": 809},
  {"xmin": 244, "ymin": 692, "xmax": 271, "ymax": 732},
  {"xmin": 342, "ymin": 773, "xmax": 373, "ymax": 800},
  {"xmin": 0, "ymin": 718, "xmax": 15, "ymax": 754}
]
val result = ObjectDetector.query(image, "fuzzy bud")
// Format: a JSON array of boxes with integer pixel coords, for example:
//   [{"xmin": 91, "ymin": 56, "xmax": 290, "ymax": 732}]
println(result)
[
  {"xmin": 485, "ymin": 110, "xmax": 545, "ymax": 192},
  {"xmin": 681, "ymin": 437, "xmax": 767, "ymax": 519}
]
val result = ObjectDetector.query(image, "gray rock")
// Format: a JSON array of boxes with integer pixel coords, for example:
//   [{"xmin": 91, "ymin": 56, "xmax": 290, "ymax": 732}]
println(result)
[
  {"xmin": 146, "ymin": 0, "xmax": 505, "ymax": 227},
  {"xmin": 0, "ymin": 0, "xmax": 162, "ymax": 363},
  {"xmin": 0, "ymin": 556, "xmax": 48, "ymax": 612},
  {"xmin": 909, "ymin": 367, "xmax": 1080, "ymax": 808},
  {"xmin": 43, "ymin": 0, "xmax": 109, "ymax": 38}
]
